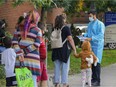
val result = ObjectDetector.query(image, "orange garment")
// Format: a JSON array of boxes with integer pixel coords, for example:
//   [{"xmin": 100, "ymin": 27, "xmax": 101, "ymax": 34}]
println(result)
[
  {"xmin": 76, "ymin": 51, "xmax": 97, "ymax": 69},
  {"xmin": 75, "ymin": 41, "xmax": 97, "ymax": 69}
]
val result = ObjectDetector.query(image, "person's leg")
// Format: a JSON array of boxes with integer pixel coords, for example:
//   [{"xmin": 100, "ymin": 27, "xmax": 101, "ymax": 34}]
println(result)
[
  {"xmin": 81, "ymin": 69, "xmax": 86, "ymax": 87},
  {"xmin": 61, "ymin": 57, "xmax": 70, "ymax": 87},
  {"xmin": 54, "ymin": 60, "xmax": 61, "ymax": 86},
  {"xmin": 40, "ymin": 80, "xmax": 48, "ymax": 87},
  {"xmin": 92, "ymin": 64, "xmax": 97, "ymax": 83},
  {"xmin": 92, "ymin": 63, "xmax": 101, "ymax": 86},
  {"xmin": 6, "ymin": 76, "xmax": 17, "ymax": 86},
  {"xmin": 97, "ymin": 63, "xmax": 101, "ymax": 83},
  {"xmin": 32, "ymin": 75, "xmax": 38, "ymax": 87},
  {"xmin": 40, "ymin": 62, "xmax": 48, "ymax": 87},
  {"xmin": 37, "ymin": 61, "xmax": 42, "ymax": 87},
  {"xmin": 86, "ymin": 68, "xmax": 92, "ymax": 87}
]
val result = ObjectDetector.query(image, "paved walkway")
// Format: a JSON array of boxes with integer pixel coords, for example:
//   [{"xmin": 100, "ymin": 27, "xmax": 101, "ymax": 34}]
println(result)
[{"xmin": 47, "ymin": 64, "xmax": 116, "ymax": 87}]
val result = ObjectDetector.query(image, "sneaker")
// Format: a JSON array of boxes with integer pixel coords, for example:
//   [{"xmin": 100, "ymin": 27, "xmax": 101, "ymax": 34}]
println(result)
[{"xmin": 92, "ymin": 81, "xmax": 100, "ymax": 86}]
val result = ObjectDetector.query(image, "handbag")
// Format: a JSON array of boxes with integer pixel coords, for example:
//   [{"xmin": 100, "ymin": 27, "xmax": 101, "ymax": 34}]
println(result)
[
  {"xmin": 0, "ymin": 53, "xmax": 6, "ymax": 87},
  {"xmin": 15, "ymin": 62, "xmax": 34, "ymax": 87}
]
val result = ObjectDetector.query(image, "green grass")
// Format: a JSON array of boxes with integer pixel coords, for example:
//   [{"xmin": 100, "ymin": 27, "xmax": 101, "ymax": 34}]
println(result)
[{"xmin": 47, "ymin": 49, "xmax": 116, "ymax": 74}]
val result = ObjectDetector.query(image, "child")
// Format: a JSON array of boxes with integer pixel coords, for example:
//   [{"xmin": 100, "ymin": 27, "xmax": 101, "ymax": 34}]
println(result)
[
  {"xmin": 37, "ymin": 22, "xmax": 48, "ymax": 87},
  {"xmin": 1, "ymin": 36, "xmax": 17, "ymax": 86},
  {"xmin": 74, "ymin": 41, "xmax": 97, "ymax": 87}
]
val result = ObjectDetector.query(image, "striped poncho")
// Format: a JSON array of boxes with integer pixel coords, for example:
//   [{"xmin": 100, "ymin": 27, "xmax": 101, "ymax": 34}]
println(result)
[{"xmin": 12, "ymin": 26, "xmax": 42, "ymax": 76}]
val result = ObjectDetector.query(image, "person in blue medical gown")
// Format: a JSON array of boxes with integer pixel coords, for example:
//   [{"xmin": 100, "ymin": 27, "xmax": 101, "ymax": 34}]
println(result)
[{"xmin": 84, "ymin": 11, "xmax": 105, "ymax": 86}]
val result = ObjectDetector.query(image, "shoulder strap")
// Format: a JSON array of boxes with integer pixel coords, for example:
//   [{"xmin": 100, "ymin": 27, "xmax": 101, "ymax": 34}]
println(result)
[
  {"xmin": 61, "ymin": 25, "xmax": 65, "ymax": 31},
  {"xmin": 63, "ymin": 38, "xmax": 67, "ymax": 45},
  {"xmin": 61, "ymin": 25, "xmax": 67, "ymax": 45}
]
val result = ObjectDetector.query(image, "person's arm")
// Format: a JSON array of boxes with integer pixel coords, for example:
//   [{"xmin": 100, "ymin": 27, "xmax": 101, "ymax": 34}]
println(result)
[
  {"xmin": 67, "ymin": 36, "xmax": 76, "ymax": 54},
  {"xmin": 86, "ymin": 22, "xmax": 105, "ymax": 41},
  {"xmin": 74, "ymin": 52, "xmax": 81, "ymax": 58},
  {"xmin": 12, "ymin": 30, "xmax": 23, "ymax": 56},
  {"xmin": 91, "ymin": 22, "xmax": 105, "ymax": 41},
  {"xmin": 23, "ymin": 28, "xmax": 42, "ymax": 54},
  {"xmin": 12, "ymin": 29, "xmax": 24, "ymax": 61},
  {"xmin": 64, "ymin": 26, "xmax": 77, "ymax": 55}
]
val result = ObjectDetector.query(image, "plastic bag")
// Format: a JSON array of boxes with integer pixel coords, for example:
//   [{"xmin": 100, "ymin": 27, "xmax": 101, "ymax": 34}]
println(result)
[{"xmin": 15, "ymin": 67, "xmax": 34, "ymax": 87}]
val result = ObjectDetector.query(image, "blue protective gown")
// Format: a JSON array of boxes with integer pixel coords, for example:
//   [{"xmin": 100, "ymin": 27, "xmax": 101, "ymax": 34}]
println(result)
[{"xmin": 84, "ymin": 19, "xmax": 105, "ymax": 63}]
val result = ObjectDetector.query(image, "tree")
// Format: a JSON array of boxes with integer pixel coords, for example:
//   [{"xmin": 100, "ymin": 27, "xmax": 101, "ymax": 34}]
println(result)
[
  {"xmin": 12, "ymin": 0, "xmax": 53, "ymax": 23},
  {"xmin": 0, "ymin": 0, "xmax": 5, "ymax": 5},
  {"xmin": 12, "ymin": 0, "xmax": 84, "ymax": 23}
]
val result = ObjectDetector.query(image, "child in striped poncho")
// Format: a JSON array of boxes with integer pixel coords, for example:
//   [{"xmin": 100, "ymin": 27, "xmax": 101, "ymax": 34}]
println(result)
[{"xmin": 12, "ymin": 10, "xmax": 42, "ymax": 87}]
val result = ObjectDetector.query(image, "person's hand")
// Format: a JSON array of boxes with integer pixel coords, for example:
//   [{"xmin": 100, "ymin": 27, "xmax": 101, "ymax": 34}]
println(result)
[
  {"xmin": 19, "ymin": 55, "xmax": 24, "ymax": 62},
  {"xmin": 85, "ymin": 38, "xmax": 92, "ymax": 41},
  {"xmin": 73, "ymin": 51, "xmax": 77, "ymax": 58}
]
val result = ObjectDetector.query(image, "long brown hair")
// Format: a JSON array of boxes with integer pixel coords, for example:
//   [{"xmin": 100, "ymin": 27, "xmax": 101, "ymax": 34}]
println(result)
[{"xmin": 54, "ymin": 13, "xmax": 67, "ymax": 29}]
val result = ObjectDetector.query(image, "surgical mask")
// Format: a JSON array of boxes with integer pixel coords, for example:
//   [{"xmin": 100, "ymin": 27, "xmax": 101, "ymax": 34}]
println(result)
[{"xmin": 89, "ymin": 17, "xmax": 94, "ymax": 22}]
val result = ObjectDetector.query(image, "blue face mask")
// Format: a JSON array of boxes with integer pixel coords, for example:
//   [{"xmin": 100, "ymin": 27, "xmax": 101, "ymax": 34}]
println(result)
[{"xmin": 89, "ymin": 17, "xmax": 94, "ymax": 22}]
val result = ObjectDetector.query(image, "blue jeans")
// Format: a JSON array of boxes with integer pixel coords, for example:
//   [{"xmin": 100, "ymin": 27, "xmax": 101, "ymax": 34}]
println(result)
[
  {"xmin": 32, "ymin": 75, "xmax": 37, "ymax": 87},
  {"xmin": 54, "ymin": 57, "xmax": 70, "ymax": 84},
  {"xmin": 0, "ymin": 46, "xmax": 5, "ymax": 53}
]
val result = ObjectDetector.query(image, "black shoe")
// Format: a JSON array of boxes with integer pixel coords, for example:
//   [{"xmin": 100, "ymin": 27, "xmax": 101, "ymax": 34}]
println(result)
[
  {"xmin": 92, "ymin": 81, "xmax": 100, "ymax": 86},
  {"xmin": 86, "ymin": 82, "xmax": 88, "ymax": 85}
]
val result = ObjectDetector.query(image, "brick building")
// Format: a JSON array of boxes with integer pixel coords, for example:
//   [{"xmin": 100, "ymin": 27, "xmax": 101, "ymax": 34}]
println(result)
[
  {"xmin": 0, "ymin": 1, "xmax": 88, "ymax": 34},
  {"xmin": 0, "ymin": 1, "xmax": 64, "ymax": 34}
]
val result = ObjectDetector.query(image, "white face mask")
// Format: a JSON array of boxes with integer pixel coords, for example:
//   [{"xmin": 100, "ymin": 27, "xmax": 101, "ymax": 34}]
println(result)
[{"xmin": 89, "ymin": 17, "xmax": 94, "ymax": 22}]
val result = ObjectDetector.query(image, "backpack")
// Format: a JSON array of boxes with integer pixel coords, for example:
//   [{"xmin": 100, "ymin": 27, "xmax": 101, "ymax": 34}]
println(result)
[{"xmin": 50, "ymin": 26, "xmax": 67, "ymax": 49}]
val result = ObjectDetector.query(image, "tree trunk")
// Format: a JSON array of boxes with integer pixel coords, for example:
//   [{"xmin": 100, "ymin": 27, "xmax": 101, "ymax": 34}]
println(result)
[{"xmin": 40, "ymin": 7, "xmax": 47, "ymax": 24}]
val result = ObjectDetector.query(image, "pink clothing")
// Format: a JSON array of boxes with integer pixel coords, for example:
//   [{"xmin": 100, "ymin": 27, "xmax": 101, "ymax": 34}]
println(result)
[
  {"xmin": 37, "ymin": 61, "xmax": 48, "ymax": 81},
  {"xmin": 37, "ymin": 39, "xmax": 48, "ymax": 81},
  {"xmin": 39, "ymin": 39, "xmax": 46, "ymax": 60}
]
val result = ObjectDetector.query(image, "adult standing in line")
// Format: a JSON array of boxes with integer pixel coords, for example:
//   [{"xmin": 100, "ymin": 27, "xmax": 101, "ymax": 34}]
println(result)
[
  {"xmin": 84, "ymin": 11, "xmax": 105, "ymax": 86},
  {"xmin": 0, "ymin": 19, "xmax": 6, "ymax": 52},
  {"xmin": 12, "ymin": 10, "xmax": 42, "ymax": 87},
  {"xmin": 52, "ymin": 14, "xmax": 77, "ymax": 87}
]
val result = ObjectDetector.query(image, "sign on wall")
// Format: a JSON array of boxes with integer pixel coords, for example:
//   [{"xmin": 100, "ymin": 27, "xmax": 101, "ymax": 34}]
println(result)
[{"xmin": 104, "ymin": 12, "xmax": 116, "ymax": 49}]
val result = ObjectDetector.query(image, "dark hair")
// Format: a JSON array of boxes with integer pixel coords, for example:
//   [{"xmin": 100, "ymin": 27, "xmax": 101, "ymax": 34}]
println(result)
[
  {"xmin": 54, "ymin": 13, "xmax": 66, "ymax": 29},
  {"xmin": 38, "ymin": 22, "xmax": 45, "ymax": 30},
  {"xmin": 88, "ymin": 10, "xmax": 97, "ymax": 15},
  {"xmin": 0, "ymin": 19, "xmax": 6, "ymax": 42},
  {"xmin": 3, "ymin": 36, "xmax": 12, "ymax": 48},
  {"xmin": 0, "ymin": 19, "xmax": 6, "ymax": 29},
  {"xmin": 17, "ymin": 16, "xmax": 24, "ymax": 25}
]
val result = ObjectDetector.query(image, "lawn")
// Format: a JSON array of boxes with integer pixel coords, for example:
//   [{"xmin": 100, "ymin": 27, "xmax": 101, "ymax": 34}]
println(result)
[{"xmin": 47, "ymin": 49, "xmax": 116, "ymax": 74}]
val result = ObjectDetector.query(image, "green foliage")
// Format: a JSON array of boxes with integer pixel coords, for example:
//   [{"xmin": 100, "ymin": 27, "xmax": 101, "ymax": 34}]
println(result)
[
  {"xmin": 5, "ymin": 31, "xmax": 13, "ymax": 38},
  {"xmin": 0, "ymin": 0, "xmax": 5, "ymax": 5},
  {"xmin": 12, "ymin": 0, "xmax": 53, "ymax": 9},
  {"xmin": 0, "ymin": 65, "xmax": 6, "ymax": 87},
  {"xmin": 12, "ymin": 0, "xmax": 24, "ymax": 7},
  {"xmin": 101, "ymin": 49, "xmax": 116, "ymax": 67},
  {"xmin": 85, "ymin": 0, "xmax": 116, "ymax": 12}
]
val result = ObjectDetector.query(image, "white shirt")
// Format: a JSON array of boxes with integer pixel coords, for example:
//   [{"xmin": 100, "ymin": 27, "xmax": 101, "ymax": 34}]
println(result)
[{"xmin": 1, "ymin": 48, "xmax": 16, "ymax": 77}]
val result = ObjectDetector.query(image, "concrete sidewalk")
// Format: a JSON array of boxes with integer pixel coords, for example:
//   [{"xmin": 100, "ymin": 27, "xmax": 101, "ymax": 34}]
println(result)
[{"xmin": 47, "ymin": 64, "xmax": 116, "ymax": 87}]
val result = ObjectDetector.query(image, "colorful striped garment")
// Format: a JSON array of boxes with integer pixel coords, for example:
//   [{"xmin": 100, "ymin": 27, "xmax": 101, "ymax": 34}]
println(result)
[{"xmin": 12, "ymin": 26, "xmax": 42, "ymax": 76}]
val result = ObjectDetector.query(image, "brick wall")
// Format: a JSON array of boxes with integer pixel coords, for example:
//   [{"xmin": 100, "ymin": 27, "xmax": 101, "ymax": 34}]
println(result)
[
  {"xmin": 0, "ymin": 1, "xmax": 64, "ymax": 34},
  {"xmin": 47, "ymin": 8, "xmax": 64, "ymax": 25},
  {"xmin": 0, "ymin": 1, "xmax": 39, "ymax": 34},
  {"xmin": 0, "ymin": 1, "xmax": 88, "ymax": 34}
]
